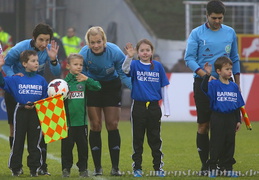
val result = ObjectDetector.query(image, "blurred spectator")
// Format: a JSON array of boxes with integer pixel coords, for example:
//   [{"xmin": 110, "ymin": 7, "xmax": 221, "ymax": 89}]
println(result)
[
  {"xmin": 171, "ymin": 50, "xmax": 192, "ymax": 72},
  {"xmin": 0, "ymin": 26, "xmax": 13, "ymax": 55},
  {"xmin": 153, "ymin": 54, "xmax": 170, "ymax": 73},
  {"xmin": 53, "ymin": 31, "xmax": 61, "ymax": 39},
  {"xmin": 62, "ymin": 27, "xmax": 84, "ymax": 57}
]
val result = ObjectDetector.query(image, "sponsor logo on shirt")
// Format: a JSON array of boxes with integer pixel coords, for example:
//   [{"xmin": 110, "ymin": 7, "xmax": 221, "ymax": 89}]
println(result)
[
  {"xmin": 18, "ymin": 84, "xmax": 43, "ymax": 95},
  {"xmin": 137, "ymin": 71, "xmax": 160, "ymax": 82},
  {"xmin": 68, "ymin": 91, "xmax": 84, "ymax": 99},
  {"xmin": 217, "ymin": 91, "xmax": 237, "ymax": 102}
]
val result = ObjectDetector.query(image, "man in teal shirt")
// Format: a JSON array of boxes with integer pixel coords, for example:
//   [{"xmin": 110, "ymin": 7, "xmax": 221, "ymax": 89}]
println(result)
[{"xmin": 184, "ymin": 0, "xmax": 240, "ymax": 175}]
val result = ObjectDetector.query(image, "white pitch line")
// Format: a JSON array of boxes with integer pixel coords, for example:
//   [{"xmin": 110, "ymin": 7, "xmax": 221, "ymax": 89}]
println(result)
[
  {"xmin": 0, "ymin": 133, "xmax": 107, "ymax": 179},
  {"xmin": 0, "ymin": 133, "xmax": 62, "ymax": 162},
  {"xmin": 0, "ymin": 134, "xmax": 61, "ymax": 163}
]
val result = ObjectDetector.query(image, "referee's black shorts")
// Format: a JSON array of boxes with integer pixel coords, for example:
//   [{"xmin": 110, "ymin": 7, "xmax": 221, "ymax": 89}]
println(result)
[
  {"xmin": 87, "ymin": 77, "xmax": 122, "ymax": 107},
  {"xmin": 193, "ymin": 78, "xmax": 211, "ymax": 124}
]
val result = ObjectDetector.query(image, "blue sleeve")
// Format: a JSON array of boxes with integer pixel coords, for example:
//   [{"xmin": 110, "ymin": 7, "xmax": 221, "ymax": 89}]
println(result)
[
  {"xmin": 114, "ymin": 49, "xmax": 132, "ymax": 89},
  {"xmin": 49, "ymin": 60, "xmax": 61, "ymax": 76},
  {"xmin": 184, "ymin": 29, "xmax": 200, "ymax": 73},
  {"xmin": 0, "ymin": 74, "xmax": 13, "ymax": 94},
  {"xmin": 230, "ymin": 33, "xmax": 240, "ymax": 75},
  {"xmin": 79, "ymin": 46, "xmax": 87, "ymax": 75},
  {"xmin": 42, "ymin": 79, "xmax": 49, "ymax": 99},
  {"xmin": 158, "ymin": 63, "xmax": 169, "ymax": 87},
  {"xmin": 3, "ymin": 47, "xmax": 21, "ymax": 76}
]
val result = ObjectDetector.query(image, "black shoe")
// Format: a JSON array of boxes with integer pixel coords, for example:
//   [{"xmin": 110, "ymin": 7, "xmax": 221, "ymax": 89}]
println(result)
[
  {"xmin": 216, "ymin": 166, "xmax": 225, "ymax": 176},
  {"xmin": 79, "ymin": 170, "xmax": 89, "ymax": 177},
  {"xmin": 38, "ymin": 168, "xmax": 51, "ymax": 176},
  {"xmin": 198, "ymin": 166, "xmax": 209, "ymax": 176},
  {"xmin": 110, "ymin": 168, "xmax": 122, "ymax": 176},
  {"xmin": 93, "ymin": 167, "xmax": 103, "ymax": 176},
  {"xmin": 62, "ymin": 168, "xmax": 70, "ymax": 178},
  {"xmin": 30, "ymin": 171, "xmax": 38, "ymax": 177},
  {"xmin": 199, "ymin": 170, "xmax": 208, "ymax": 176},
  {"xmin": 12, "ymin": 169, "xmax": 23, "ymax": 177}
]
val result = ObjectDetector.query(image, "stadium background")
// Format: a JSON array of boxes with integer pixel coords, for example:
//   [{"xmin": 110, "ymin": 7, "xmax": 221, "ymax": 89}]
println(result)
[{"xmin": 1, "ymin": 0, "xmax": 259, "ymax": 121}]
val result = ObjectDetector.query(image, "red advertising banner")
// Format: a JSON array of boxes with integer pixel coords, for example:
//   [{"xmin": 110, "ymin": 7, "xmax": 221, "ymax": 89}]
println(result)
[
  {"xmin": 238, "ymin": 34, "xmax": 259, "ymax": 61},
  {"xmin": 161, "ymin": 73, "xmax": 259, "ymax": 122},
  {"xmin": 237, "ymin": 34, "xmax": 259, "ymax": 72},
  {"xmin": 1, "ymin": 73, "xmax": 259, "ymax": 122}
]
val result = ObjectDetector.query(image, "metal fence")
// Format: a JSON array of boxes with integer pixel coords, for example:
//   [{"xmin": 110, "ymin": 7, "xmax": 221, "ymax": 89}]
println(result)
[
  {"xmin": 183, "ymin": 1, "xmax": 259, "ymax": 73},
  {"xmin": 183, "ymin": 1, "xmax": 259, "ymax": 39}
]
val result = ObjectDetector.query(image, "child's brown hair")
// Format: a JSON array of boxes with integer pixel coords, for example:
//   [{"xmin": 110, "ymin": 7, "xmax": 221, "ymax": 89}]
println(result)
[
  {"xmin": 67, "ymin": 53, "xmax": 83, "ymax": 64},
  {"xmin": 214, "ymin": 56, "xmax": 233, "ymax": 71},
  {"xmin": 20, "ymin": 50, "xmax": 37, "ymax": 64},
  {"xmin": 136, "ymin": 39, "xmax": 155, "ymax": 70}
]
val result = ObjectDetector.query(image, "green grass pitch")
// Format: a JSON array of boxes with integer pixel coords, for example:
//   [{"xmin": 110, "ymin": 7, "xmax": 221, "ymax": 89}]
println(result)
[{"xmin": 0, "ymin": 120, "xmax": 258, "ymax": 180}]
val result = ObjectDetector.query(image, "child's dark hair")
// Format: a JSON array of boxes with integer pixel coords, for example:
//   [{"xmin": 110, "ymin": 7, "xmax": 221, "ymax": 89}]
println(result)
[
  {"xmin": 207, "ymin": 0, "xmax": 226, "ymax": 15},
  {"xmin": 214, "ymin": 56, "xmax": 233, "ymax": 71},
  {"xmin": 20, "ymin": 50, "xmax": 37, "ymax": 64},
  {"xmin": 67, "ymin": 53, "xmax": 83, "ymax": 64},
  {"xmin": 32, "ymin": 23, "xmax": 53, "ymax": 40},
  {"xmin": 136, "ymin": 39, "xmax": 154, "ymax": 70}
]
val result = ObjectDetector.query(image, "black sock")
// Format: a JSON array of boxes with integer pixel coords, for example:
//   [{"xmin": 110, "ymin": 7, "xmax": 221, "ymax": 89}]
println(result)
[
  {"xmin": 89, "ymin": 130, "xmax": 102, "ymax": 169},
  {"xmin": 108, "ymin": 129, "xmax": 121, "ymax": 169},
  {"xmin": 9, "ymin": 136, "xmax": 14, "ymax": 149},
  {"xmin": 197, "ymin": 132, "xmax": 209, "ymax": 169}
]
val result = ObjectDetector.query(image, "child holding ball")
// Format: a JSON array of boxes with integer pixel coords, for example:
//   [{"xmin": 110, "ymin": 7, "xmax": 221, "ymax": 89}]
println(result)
[{"xmin": 61, "ymin": 53, "xmax": 101, "ymax": 177}]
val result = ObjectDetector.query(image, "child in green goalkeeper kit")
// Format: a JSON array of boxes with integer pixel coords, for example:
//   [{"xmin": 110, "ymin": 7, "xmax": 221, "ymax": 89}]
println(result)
[{"xmin": 61, "ymin": 53, "xmax": 101, "ymax": 177}]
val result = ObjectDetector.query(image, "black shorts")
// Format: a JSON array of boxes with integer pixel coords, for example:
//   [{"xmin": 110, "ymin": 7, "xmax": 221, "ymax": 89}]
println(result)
[
  {"xmin": 193, "ymin": 78, "xmax": 211, "ymax": 124},
  {"xmin": 4, "ymin": 92, "xmax": 17, "ymax": 125},
  {"xmin": 87, "ymin": 77, "xmax": 122, "ymax": 107}
]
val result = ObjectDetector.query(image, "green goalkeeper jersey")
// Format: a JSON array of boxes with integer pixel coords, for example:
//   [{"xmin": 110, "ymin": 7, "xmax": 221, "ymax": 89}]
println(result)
[{"xmin": 64, "ymin": 73, "xmax": 101, "ymax": 126}]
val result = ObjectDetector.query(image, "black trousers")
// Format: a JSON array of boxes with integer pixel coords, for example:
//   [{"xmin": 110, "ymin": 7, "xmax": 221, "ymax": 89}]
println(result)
[
  {"xmin": 4, "ymin": 92, "xmax": 17, "ymax": 124},
  {"xmin": 5, "ymin": 91, "xmax": 48, "ymax": 169},
  {"xmin": 208, "ymin": 111, "xmax": 237, "ymax": 170},
  {"xmin": 8, "ymin": 105, "xmax": 42, "ymax": 172},
  {"xmin": 61, "ymin": 125, "xmax": 88, "ymax": 171},
  {"xmin": 131, "ymin": 100, "xmax": 163, "ymax": 171}
]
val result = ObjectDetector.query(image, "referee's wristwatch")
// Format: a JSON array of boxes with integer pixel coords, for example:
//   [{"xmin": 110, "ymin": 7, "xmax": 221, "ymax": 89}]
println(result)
[{"xmin": 50, "ymin": 59, "xmax": 58, "ymax": 65}]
